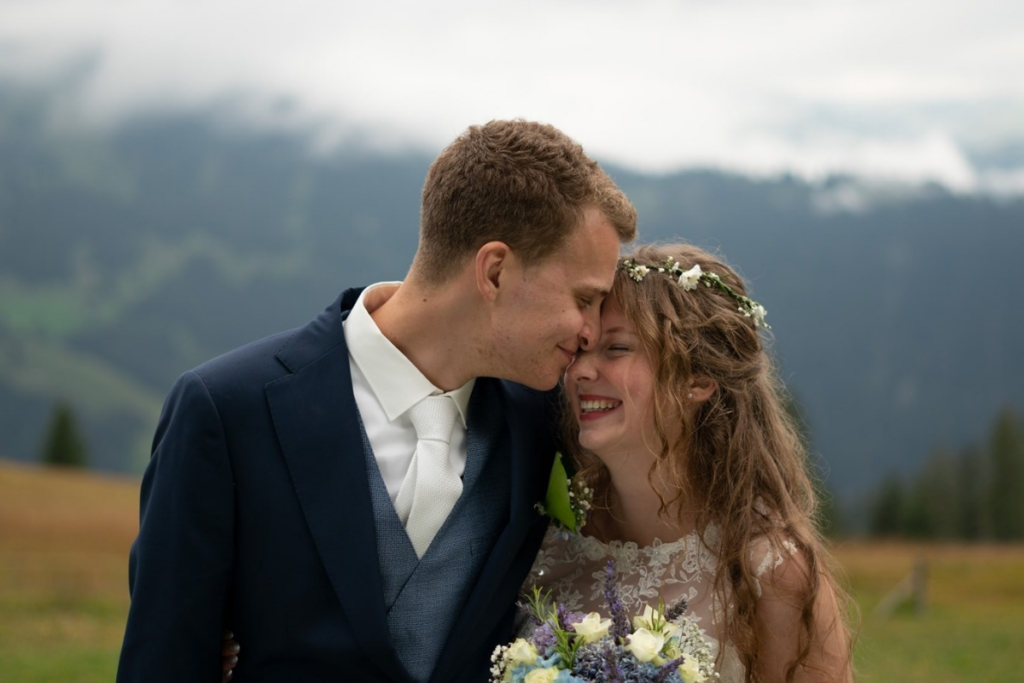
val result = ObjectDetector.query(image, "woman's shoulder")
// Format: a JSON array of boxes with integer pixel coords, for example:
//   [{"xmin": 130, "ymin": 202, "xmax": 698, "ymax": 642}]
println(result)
[{"xmin": 748, "ymin": 533, "xmax": 801, "ymax": 582}]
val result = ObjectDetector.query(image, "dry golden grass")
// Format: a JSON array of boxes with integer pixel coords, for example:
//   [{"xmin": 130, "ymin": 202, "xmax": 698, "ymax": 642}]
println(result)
[
  {"xmin": 834, "ymin": 540, "xmax": 1024, "ymax": 602},
  {"xmin": 1, "ymin": 458, "xmax": 138, "ymax": 546},
  {"xmin": 0, "ymin": 459, "xmax": 139, "ymax": 681},
  {"xmin": 831, "ymin": 541, "xmax": 1024, "ymax": 682},
  {"xmin": 1, "ymin": 458, "xmax": 1021, "ymax": 682}
]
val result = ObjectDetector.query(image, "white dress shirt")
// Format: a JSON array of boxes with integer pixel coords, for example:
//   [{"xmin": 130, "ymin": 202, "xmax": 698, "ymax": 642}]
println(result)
[{"xmin": 344, "ymin": 282, "xmax": 476, "ymax": 502}]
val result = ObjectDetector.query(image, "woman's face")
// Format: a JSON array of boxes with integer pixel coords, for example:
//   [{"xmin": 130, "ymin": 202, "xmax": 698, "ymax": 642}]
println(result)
[{"xmin": 565, "ymin": 297, "xmax": 661, "ymax": 461}]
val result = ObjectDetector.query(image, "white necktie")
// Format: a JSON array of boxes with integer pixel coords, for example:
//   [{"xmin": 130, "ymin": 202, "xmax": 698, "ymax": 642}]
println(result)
[{"xmin": 394, "ymin": 395, "xmax": 462, "ymax": 558}]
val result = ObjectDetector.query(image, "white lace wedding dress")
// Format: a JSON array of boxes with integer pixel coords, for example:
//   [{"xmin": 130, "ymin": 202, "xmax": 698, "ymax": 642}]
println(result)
[{"xmin": 522, "ymin": 525, "xmax": 797, "ymax": 683}]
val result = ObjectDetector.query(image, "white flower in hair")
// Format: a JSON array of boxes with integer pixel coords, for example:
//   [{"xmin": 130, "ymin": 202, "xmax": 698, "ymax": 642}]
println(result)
[
  {"xmin": 677, "ymin": 264, "xmax": 702, "ymax": 291},
  {"xmin": 618, "ymin": 256, "xmax": 771, "ymax": 330},
  {"xmin": 751, "ymin": 304, "xmax": 768, "ymax": 327}
]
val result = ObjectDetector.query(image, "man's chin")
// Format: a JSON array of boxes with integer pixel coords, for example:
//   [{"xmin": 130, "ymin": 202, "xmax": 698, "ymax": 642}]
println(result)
[{"xmin": 514, "ymin": 369, "xmax": 562, "ymax": 392}]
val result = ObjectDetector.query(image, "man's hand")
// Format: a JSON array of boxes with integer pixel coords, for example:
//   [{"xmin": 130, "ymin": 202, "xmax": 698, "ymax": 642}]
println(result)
[{"xmin": 221, "ymin": 630, "xmax": 240, "ymax": 681}]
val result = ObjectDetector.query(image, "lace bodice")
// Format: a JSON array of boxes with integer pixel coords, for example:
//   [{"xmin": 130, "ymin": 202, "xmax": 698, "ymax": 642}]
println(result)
[{"xmin": 521, "ymin": 525, "xmax": 796, "ymax": 683}]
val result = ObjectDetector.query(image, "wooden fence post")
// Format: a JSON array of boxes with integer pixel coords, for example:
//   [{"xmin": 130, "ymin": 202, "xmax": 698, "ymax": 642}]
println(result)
[
  {"xmin": 872, "ymin": 557, "xmax": 929, "ymax": 620},
  {"xmin": 912, "ymin": 557, "xmax": 928, "ymax": 615}
]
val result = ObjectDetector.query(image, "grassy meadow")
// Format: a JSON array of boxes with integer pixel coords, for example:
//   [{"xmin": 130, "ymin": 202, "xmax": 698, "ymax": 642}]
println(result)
[
  {"xmin": 0, "ymin": 460, "xmax": 137, "ymax": 683},
  {"xmin": 1, "ymin": 458, "xmax": 1022, "ymax": 682}
]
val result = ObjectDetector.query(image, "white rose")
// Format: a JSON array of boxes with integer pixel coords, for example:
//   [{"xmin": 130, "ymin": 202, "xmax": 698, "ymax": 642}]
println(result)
[
  {"xmin": 506, "ymin": 638, "xmax": 538, "ymax": 666},
  {"xmin": 524, "ymin": 667, "xmax": 560, "ymax": 683},
  {"xmin": 625, "ymin": 627, "xmax": 666, "ymax": 663},
  {"xmin": 678, "ymin": 264, "xmax": 702, "ymax": 291},
  {"xmin": 633, "ymin": 605, "xmax": 677, "ymax": 637},
  {"xmin": 678, "ymin": 657, "xmax": 708, "ymax": 683},
  {"xmin": 631, "ymin": 604, "xmax": 657, "ymax": 632},
  {"xmin": 571, "ymin": 612, "xmax": 612, "ymax": 643}
]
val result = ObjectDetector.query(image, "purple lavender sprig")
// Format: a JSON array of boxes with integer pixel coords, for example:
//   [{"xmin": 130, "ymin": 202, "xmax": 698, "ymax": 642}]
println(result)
[
  {"xmin": 530, "ymin": 622, "xmax": 556, "ymax": 652},
  {"xmin": 603, "ymin": 642, "xmax": 624, "ymax": 683},
  {"xmin": 663, "ymin": 597, "xmax": 689, "ymax": 623},
  {"xmin": 654, "ymin": 656, "xmax": 686, "ymax": 683},
  {"xmin": 556, "ymin": 603, "xmax": 570, "ymax": 629},
  {"xmin": 604, "ymin": 560, "xmax": 631, "ymax": 643}
]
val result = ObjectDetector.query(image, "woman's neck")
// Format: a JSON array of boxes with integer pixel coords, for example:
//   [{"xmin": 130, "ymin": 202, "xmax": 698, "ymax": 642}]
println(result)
[{"xmin": 589, "ymin": 450, "xmax": 697, "ymax": 547}]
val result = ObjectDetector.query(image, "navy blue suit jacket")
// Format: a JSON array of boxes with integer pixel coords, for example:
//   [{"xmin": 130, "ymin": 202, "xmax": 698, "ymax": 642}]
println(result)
[{"xmin": 116, "ymin": 289, "xmax": 557, "ymax": 683}]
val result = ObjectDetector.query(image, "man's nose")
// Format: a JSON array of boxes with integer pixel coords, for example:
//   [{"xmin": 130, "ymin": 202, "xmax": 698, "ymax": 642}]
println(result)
[{"xmin": 579, "ymin": 308, "xmax": 602, "ymax": 351}]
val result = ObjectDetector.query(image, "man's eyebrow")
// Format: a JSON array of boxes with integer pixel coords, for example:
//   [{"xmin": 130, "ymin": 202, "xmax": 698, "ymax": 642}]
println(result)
[{"xmin": 576, "ymin": 285, "xmax": 610, "ymax": 297}]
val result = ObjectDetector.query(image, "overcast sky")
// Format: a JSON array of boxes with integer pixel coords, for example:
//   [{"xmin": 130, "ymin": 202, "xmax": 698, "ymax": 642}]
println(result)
[{"xmin": 2, "ymin": 0, "xmax": 1023, "ymax": 191}]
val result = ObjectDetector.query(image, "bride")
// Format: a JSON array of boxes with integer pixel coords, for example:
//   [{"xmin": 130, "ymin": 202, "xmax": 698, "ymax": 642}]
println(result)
[{"xmin": 523, "ymin": 243, "xmax": 852, "ymax": 683}]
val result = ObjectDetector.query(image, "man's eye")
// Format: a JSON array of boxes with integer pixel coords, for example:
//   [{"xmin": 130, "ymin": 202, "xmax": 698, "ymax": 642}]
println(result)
[{"xmin": 579, "ymin": 298, "xmax": 593, "ymax": 308}]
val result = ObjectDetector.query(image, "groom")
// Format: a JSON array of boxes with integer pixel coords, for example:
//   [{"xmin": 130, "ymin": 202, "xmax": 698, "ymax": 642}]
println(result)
[{"xmin": 116, "ymin": 120, "xmax": 636, "ymax": 683}]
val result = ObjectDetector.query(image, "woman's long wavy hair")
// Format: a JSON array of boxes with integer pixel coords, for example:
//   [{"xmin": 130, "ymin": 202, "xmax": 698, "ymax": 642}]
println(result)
[{"xmin": 563, "ymin": 243, "xmax": 851, "ymax": 682}]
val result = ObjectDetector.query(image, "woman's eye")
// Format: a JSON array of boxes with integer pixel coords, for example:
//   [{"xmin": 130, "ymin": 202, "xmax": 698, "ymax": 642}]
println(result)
[{"xmin": 608, "ymin": 345, "xmax": 630, "ymax": 353}]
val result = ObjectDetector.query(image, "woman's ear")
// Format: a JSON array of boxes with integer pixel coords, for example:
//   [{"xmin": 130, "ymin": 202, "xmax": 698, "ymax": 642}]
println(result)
[{"xmin": 688, "ymin": 376, "xmax": 718, "ymax": 402}]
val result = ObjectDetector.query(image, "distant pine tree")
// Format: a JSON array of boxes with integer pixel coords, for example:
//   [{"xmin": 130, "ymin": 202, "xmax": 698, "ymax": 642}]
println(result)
[
  {"xmin": 782, "ymin": 389, "xmax": 844, "ymax": 537},
  {"xmin": 40, "ymin": 401, "xmax": 88, "ymax": 468},
  {"xmin": 989, "ymin": 408, "xmax": 1024, "ymax": 540},
  {"xmin": 902, "ymin": 477, "xmax": 934, "ymax": 539},
  {"xmin": 869, "ymin": 475, "xmax": 905, "ymax": 537},
  {"xmin": 956, "ymin": 445, "xmax": 989, "ymax": 540},
  {"xmin": 917, "ymin": 448, "xmax": 960, "ymax": 540}
]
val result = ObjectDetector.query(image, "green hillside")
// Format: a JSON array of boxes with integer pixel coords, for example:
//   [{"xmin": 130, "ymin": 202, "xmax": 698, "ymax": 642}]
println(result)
[{"xmin": 2, "ymin": 83, "xmax": 1024, "ymax": 499}]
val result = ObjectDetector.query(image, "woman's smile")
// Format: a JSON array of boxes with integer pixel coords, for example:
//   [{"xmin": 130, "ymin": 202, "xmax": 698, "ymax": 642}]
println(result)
[{"xmin": 578, "ymin": 394, "xmax": 623, "ymax": 420}]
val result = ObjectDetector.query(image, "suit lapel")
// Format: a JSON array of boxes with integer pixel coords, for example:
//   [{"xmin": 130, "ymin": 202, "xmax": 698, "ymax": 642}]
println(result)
[
  {"xmin": 266, "ymin": 290, "xmax": 411, "ymax": 683},
  {"xmin": 430, "ymin": 380, "xmax": 556, "ymax": 683}
]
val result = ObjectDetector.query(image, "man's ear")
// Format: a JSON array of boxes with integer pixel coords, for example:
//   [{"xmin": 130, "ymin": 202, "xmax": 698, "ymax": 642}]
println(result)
[
  {"xmin": 475, "ymin": 241, "xmax": 515, "ymax": 302},
  {"xmin": 688, "ymin": 376, "xmax": 718, "ymax": 403}
]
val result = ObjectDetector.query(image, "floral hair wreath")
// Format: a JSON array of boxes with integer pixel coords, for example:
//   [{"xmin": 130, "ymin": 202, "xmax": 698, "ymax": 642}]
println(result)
[{"xmin": 619, "ymin": 256, "xmax": 771, "ymax": 330}]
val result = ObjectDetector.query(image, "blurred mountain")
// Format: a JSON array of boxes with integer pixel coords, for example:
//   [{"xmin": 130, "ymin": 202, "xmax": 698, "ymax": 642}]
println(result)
[{"xmin": 1, "ymin": 84, "xmax": 1022, "ymax": 498}]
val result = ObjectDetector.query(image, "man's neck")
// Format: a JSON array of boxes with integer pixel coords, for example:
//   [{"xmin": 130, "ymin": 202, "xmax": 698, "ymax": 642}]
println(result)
[{"xmin": 368, "ymin": 275, "xmax": 488, "ymax": 392}]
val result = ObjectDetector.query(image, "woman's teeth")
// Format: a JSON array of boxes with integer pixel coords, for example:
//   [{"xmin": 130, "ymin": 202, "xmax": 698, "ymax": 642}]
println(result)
[{"xmin": 580, "ymin": 399, "xmax": 620, "ymax": 413}]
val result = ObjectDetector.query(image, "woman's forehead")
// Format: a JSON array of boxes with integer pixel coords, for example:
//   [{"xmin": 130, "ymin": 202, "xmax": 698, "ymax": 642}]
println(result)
[{"xmin": 600, "ymin": 300, "xmax": 636, "ymax": 334}]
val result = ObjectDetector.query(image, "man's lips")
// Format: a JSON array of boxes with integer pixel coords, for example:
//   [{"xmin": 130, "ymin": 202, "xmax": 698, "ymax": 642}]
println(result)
[
  {"xmin": 577, "ymin": 394, "xmax": 622, "ymax": 421},
  {"xmin": 558, "ymin": 346, "xmax": 577, "ymax": 364}
]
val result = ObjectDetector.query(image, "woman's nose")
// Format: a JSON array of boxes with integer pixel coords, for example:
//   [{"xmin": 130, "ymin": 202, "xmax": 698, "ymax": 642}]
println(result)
[{"xmin": 567, "ymin": 350, "xmax": 598, "ymax": 383}]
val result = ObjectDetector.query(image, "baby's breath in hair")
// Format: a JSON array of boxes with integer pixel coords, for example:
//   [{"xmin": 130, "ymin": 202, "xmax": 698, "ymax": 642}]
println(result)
[{"xmin": 619, "ymin": 257, "xmax": 770, "ymax": 329}]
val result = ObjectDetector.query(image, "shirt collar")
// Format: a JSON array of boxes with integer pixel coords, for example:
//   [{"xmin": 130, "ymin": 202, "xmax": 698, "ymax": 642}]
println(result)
[{"xmin": 345, "ymin": 282, "xmax": 475, "ymax": 426}]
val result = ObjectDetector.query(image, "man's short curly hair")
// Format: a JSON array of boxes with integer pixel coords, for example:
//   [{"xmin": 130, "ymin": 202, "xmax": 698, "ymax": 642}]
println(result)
[{"xmin": 415, "ymin": 120, "xmax": 636, "ymax": 282}]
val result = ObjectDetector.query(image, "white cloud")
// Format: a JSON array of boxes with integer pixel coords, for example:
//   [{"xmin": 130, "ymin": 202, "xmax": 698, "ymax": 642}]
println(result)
[{"xmin": 1, "ymin": 0, "xmax": 1023, "ymax": 190}]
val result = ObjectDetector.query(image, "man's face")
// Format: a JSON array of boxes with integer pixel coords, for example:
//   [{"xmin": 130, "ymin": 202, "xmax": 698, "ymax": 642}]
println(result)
[{"xmin": 491, "ymin": 207, "xmax": 622, "ymax": 390}]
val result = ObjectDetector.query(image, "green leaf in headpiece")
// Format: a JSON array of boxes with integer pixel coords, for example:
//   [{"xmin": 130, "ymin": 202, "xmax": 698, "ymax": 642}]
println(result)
[{"xmin": 543, "ymin": 451, "xmax": 577, "ymax": 533}]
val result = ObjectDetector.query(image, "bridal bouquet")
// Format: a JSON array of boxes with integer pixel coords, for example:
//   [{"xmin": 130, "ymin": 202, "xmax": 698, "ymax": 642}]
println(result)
[{"xmin": 491, "ymin": 562, "xmax": 717, "ymax": 683}]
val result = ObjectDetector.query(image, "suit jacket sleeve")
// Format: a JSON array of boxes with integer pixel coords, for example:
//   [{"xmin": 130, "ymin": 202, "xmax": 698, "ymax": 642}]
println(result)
[{"xmin": 117, "ymin": 370, "xmax": 235, "ymax": 683}]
